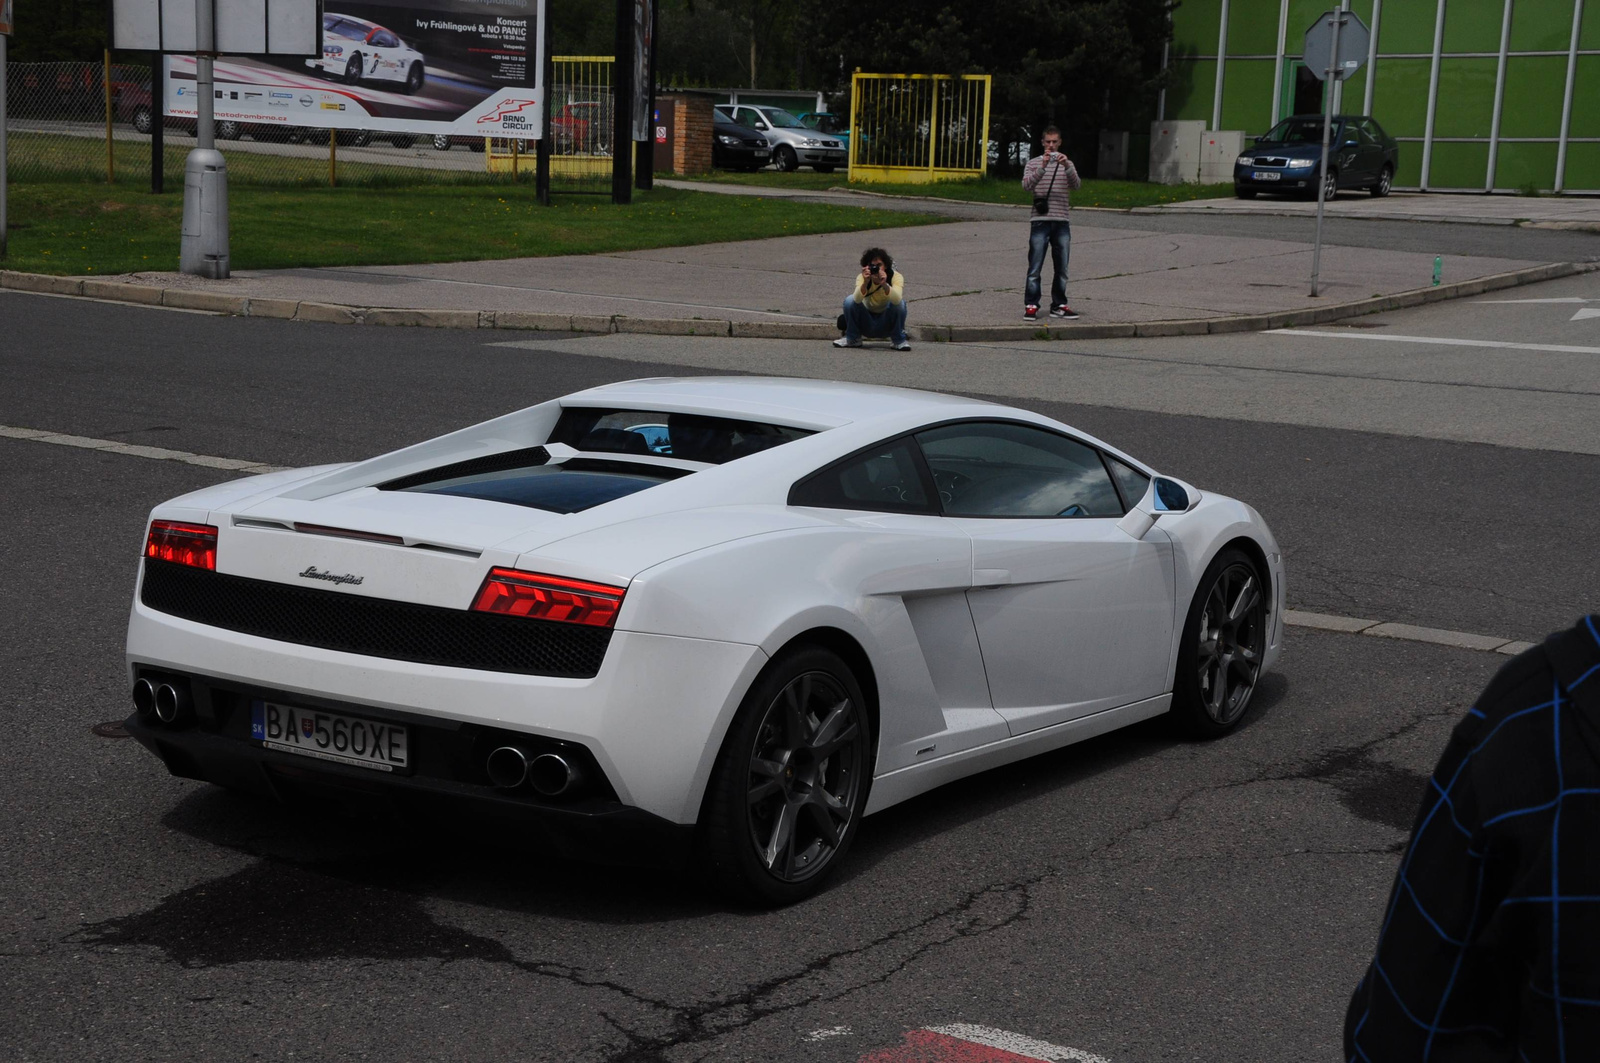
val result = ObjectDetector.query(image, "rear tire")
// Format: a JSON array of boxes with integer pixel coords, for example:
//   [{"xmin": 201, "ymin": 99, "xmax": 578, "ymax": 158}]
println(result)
[
  {"xmin": 1170, "ymin": 548, "xmax": 1268, "ymax": 738},
  {"xmin": 698, "ymin": 646, "xmax": 872, "ymax": 906},
  {"xmin": 1370, "ymin": 165, "xmax": 1392, "ymax": 197},
  {"xmin": 432, "ymin": 134, "xmax": 453, "ymax": 151},
  {"xmin": 132, "ymin": 106, "xmax": 153, "ymax": 135}
]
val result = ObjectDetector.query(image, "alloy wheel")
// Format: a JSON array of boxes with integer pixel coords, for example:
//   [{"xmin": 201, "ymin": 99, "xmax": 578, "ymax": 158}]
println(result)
[
  {"xmin": 1194, "ymin": 562, "xmax": 1266, "ymax": 727},
  {"xmin": 1322, "ymin": 170, "xmax": 1337, "ymax": 200},
  {"xmin": 745, "ymin": 671, "xmax": 864, "ymax": 883}
]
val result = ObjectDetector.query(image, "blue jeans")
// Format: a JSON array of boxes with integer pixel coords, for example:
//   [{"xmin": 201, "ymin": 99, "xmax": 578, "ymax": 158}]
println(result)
[
  {"xmin": 1025, "ymin": 219, "xmax": 1071, "ymax": 308},
  {"xmin": 843, "ymin": 295, "xmax": 908, "ymax": 343}
]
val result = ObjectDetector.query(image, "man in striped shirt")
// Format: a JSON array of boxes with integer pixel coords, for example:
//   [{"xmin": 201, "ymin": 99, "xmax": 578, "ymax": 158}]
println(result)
[{"xmin": 1021, "ymin": 125, "xmax": 1082, "ymax": 322}]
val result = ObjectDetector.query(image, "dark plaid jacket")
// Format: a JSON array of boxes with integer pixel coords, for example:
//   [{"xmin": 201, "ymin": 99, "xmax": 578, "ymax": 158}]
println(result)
[{"xmin": 1346, "ymin": 615, "xmax": 1600, "ymax": 1062}]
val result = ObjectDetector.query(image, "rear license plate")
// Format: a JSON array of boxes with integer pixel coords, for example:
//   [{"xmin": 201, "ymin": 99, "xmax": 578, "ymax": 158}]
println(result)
[
  {"xmin": 251, "ymin": 700, "xmax": 408, "ymax": 772},
  {"xmin": 1252, "ymin": 171, "xmax": 1281, "ymax": 181}
]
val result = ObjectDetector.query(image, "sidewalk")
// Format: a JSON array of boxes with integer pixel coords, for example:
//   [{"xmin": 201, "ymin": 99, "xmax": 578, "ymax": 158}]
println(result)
[
  {"xmin": 102, "ymin": 216, "xmax": 1567, "ymax": 340},
  {"xmin": 1128, "ymin": 190, "xmax": 1600, "ymax": 229}
]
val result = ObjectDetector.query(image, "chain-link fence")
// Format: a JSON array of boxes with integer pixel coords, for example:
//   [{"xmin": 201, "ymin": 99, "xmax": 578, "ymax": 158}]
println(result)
[{"xmin": 5, "ymin": 60, "xmax": 550, "ymax": 189}]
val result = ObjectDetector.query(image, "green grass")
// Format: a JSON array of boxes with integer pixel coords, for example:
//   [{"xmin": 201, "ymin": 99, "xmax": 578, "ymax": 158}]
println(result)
[
  {"xmin": 672, "ymin": 171, "xmax": 1235, "ymax": 209},
  {"xmin": 1, "ymin": 179, "xmax": 947, "ymax": 276}
]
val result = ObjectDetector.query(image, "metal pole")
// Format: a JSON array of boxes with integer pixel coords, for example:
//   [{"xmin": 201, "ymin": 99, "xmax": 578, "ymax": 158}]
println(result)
[
  {"xmin": 1271, "ymin": 0, "xmax": 1289, "ymax": 127},
  {"xmin": 1310, "ymin": 10, "xmax": 1343, "ymax": 298},
  {"xmin": 105, "ymin": 49, "xmax": 116, "ymax": 183},
  {"xmin": 1554, "ymin": 0, "xmax": 1584, "ymax": 193},
  {"xmin": 329, "ymin": 128, "xmax": 337, "ymax": 186},
  {"xmin": 536, "ymin": 46, "xmax": 552, "ymax": 205},
  {"xmin": 1362, "ymin": 0, "xmax": 1382, "ymax": 115},
  {"xmin": 1211, "ymin": 0, "xmax": 1230, "ymax": 131},
  {"xmin": 151, "ymin": 51, "xmax": 164, "ymax": 194},
  {"xmin": 1419, "ymin": 0, "xmax": 1446, "ymax": 189},
  {"xmin": 612, "ymin": 0, "xmax": 633, "ymax": 204},
  {"xmin": 1486, "ymin": 0, "xmax": 1514, "ymax": 191},
  {"xmin": 0, "ymin": 32, "xmax": 8, "ymax": 260},
  {"xmin": 196, "ymin": 0, "xmax": 215, "ymax": 150}
]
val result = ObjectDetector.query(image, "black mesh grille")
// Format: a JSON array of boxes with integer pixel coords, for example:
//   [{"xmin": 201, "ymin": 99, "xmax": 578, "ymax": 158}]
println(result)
[{"xmin": 140, "ymin": 560, "xmax": 612, "ymax": 678}]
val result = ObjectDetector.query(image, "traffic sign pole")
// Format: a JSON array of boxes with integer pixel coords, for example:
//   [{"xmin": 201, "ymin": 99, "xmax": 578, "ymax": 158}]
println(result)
[{"xmin": 1310, "ymin": 12, "xmax": 1343, "ymax": 297}]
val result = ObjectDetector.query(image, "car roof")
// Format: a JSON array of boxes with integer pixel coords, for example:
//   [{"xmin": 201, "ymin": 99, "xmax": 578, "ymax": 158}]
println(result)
[{"xmin": 559, "ymin": 377, "xmax": 995, "ymax": 430}]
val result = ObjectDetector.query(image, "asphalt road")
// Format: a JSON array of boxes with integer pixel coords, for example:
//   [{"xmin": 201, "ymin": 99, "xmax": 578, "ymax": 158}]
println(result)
[{"xmin": 0, "ymin": 285, "xmax": 1594, "ymax": 1061}]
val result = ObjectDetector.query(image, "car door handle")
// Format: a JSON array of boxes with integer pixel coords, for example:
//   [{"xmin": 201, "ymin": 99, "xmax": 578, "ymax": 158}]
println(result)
[{"xmin": 973, "ymin": 568, "xmax": 1011, "ymax": 586}]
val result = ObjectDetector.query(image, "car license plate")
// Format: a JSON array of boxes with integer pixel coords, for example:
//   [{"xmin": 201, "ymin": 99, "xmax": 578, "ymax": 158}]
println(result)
[
  {"xmin": 754, "ymin": 150, "xmax": 768, "ymax": 157},
  {"xmin": 1252, "ymin": 171, "xmax": 1281, "ymax": 181},
  {"xmin": 251, "ymin": 700, "xmax": 408, "ymax": 772}
]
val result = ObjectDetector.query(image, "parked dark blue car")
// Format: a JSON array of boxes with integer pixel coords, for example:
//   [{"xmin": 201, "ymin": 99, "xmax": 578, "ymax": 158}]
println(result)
[{"xmin": 1235, "ymin": 114, "xmax": 1398, "ymax": 200}]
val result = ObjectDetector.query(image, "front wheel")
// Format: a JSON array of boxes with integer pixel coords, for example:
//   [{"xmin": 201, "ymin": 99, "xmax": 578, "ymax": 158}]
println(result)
[
  {"xmin": 431, "ymin": 134, "xmax": 453, "ymax": 151},
  {"xmin": 698, "ymin": 646, "xmax": 872, "ymax": 906},
  {"xmin": 405, "ymin": 61, "xmax": 425, "ymax": 95},
  {"xmin": 132, "ymin": 106, "xmax": 153, "ymax": 135},
  {"xmin": 1315, "ymin": 168, "xmax": 1338, "ymax": 201},
  {"xmin": 1370, "ymin": 165, "xmax": 1392, "ymax": 197},
  {"xmin": 343, "ymin": 54, "xmax": 363, "ymax": 85},
  {"xmin": 216, "ymin": 120, "xmax": 242, "ymax": 141},
  {"xmin": 774, "ymin": 145, "xmax": 799, "ymax": 172},
  {"xmin": 1171, "ymin": 549, "xmax": 1268, "ymax": 738}
]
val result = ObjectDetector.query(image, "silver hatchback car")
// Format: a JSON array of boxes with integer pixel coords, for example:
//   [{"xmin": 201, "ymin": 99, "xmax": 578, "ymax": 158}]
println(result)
[{"xmin": 715, "ymin": 104, "xmax": 847, "ymax": 173}]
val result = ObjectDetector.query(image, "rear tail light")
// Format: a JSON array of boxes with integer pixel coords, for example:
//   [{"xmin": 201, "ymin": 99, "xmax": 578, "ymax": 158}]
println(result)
[
  {"xmin": 145, "ymin": 520, "xmax": 218, "ymax": 570},
  {"xmin": 470, "ymin": 568, "xmax": 625, "ymax": 628}
]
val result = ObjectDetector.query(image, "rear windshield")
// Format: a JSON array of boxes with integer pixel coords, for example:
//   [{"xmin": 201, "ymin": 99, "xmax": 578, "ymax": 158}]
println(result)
[
  {"xmin": 398, "ymin": 458, "xmax": 686, "ymax": 514},
  {"xmin": 549, "ymin": 407, "xmax": 812, "ymax": 464}
]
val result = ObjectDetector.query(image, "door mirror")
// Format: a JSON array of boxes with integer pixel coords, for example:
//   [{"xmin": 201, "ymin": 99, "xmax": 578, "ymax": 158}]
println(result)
[
  {"xmin": 1116, "ymin": 476, "xmax": 1202, "ymax": 539},
  {"xmin": 1253, "ymin": 134, "xmax": 1265, "ymax": 144}
]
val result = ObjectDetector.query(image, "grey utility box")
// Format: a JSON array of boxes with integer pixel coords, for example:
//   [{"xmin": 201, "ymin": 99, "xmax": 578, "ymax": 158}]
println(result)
[
  {"xmin": 1097, "ymin": 131, "xmax": 1130, "ymax": 179},
  {"xmin": 1199, "ymin": 130, "xmax": 1245, "ymax": 184},
  {"xmin": 1148, "ymin": 119, "xmax": 1205, "ymax": 184},
  {"xmin": 179, "ymin": 149, "xmax": 231, "ymax": 279}
]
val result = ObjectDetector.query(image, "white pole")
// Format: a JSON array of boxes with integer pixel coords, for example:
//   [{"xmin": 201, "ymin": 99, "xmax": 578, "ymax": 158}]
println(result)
[
  {"xmin": 1420, "ymin": 0, "xmax": 1446, "ymax": 189},
  {"xmin": 1212, "ymin": 0, "xmax": 1231, "ymax": 131},
  {"xmin": 1554, "ymin": 0, "xmax": 1584, "ymax": 192},
  {"xmin": 1311, "ymin": 10, "xmax": 1343, "ymax": 298},
  {"xmin": 1271, "ymin": 0, "xmax": 1289, "ymax": 127},
  {"xmin": 1363, "ymin": 0, "xmax": 1382, "ymax": 115},
  {"xmin": 0, "ymin": 32, "xmax": 8, "ymax": 260},
  {"xmin": 1331, "ymin": 0, "xmax": 1350, "ymax": 115},
  {"xmin": 1486, "ymin": 0, "xmax": 1514, "ymax": 191}
]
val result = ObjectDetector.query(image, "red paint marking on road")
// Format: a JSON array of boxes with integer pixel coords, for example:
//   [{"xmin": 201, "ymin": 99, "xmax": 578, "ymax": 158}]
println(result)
[{"xmin": 858, "ymin": 1029, "xmax": 1048, "ymax": 1063}]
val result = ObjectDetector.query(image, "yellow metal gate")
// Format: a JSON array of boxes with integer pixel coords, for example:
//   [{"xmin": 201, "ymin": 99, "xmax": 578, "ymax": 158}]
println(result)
[
  {"xmin": 490, "ymin": 55, "xmax": 615, "ymax": 188},
  {"xmin": 848, "ymin": 73, "xmax": 992, "ymax": 184}
]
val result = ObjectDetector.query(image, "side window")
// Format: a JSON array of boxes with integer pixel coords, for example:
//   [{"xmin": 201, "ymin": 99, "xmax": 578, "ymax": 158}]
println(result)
[
  {"xmin": 373, "ymin": 30, "xmax": 399, "ymax": 48},
  {"xmin": 789, "ymin": 437, "xmax": 932, "ymax": 513},
  {"xmin": 1106, "ymin": 457, "xmax": 1151, "ymax": 512},
  {"xmin": 915, "ymin": 422, "xmax": 1123, "ymax": 518}
]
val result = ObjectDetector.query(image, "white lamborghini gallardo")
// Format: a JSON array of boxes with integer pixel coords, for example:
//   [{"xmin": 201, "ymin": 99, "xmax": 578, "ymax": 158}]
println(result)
[{"xmin": 125, "ymin": 378, "xmax": 1285, "ymax": 904}]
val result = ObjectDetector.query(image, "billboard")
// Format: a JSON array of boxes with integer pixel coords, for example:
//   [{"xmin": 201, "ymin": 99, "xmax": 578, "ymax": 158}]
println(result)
[{"xmin": 161, "ymin": 0, "xmax": 545, "ymax": 138}]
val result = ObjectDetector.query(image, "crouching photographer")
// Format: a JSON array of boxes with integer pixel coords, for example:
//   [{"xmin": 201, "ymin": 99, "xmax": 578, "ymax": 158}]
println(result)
[{"xmin": 834, "ymin": 247, "xmax": 910, "ymax": 351}]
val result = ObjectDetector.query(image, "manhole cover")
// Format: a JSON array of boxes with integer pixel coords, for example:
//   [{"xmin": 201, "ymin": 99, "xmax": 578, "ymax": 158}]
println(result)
[{"xmin": 92, "ymin": 721, "xmax": 131, "ymax": 739}]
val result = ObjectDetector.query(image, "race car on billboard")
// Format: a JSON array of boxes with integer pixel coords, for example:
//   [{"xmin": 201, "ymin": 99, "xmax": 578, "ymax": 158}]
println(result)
[{"xmin": 306, "ymin": 12, "xmax": 427, "ymax": 94}]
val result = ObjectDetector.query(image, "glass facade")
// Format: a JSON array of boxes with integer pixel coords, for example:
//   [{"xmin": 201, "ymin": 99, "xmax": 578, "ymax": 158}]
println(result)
[{"xmin": 1162, "ymin": 0, "xmax": 1599, "ymax": 191}]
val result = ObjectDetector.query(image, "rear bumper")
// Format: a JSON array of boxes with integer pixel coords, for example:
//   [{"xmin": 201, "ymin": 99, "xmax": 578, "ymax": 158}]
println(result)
[
  {"xmin": 127, "ymin": 584, "xmax": 769, "ymax": 824},
  {"xmin": 125, "ymin": 706, "xmax": 694, "ymax": 866}
]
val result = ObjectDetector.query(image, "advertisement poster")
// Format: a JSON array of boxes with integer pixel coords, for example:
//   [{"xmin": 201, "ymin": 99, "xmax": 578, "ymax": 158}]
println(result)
[{"xmin": 163, "ymin": 0, "xmax": 545, "ymax": 138}]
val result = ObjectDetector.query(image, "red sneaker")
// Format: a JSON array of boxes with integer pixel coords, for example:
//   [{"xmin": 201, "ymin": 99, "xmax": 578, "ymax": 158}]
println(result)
[{"xmin": 1023, "ymin": 305, "xmax": 1039, "ymax": 321}]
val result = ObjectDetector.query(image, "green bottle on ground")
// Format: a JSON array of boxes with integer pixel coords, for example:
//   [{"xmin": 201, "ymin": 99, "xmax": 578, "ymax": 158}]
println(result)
[{"xmin": 1432, "ymin": 256, "xmax": 1442, "ymax": 286}]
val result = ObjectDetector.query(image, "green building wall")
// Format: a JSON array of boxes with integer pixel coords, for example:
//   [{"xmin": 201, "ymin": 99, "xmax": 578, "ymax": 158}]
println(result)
[{"xmin": 1162, "ymin": 0, "xmax": 1599, "ymax": 191}]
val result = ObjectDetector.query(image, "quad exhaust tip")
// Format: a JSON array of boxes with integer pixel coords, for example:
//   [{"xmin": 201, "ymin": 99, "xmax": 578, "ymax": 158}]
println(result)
[
  {"xmin": 486, "ymin": 746, "xmax": 530, "ymax": 789},
  {"xmin": 486, "ymin": 748, "xmax": 581, "ymax": 795},
  {"xmin": 132, "ymin": 678, "xmax": 157, "ymax": 718},
  {"xmin": 153, "ymin": 682, "xmax": 187, "ymax": 724}
]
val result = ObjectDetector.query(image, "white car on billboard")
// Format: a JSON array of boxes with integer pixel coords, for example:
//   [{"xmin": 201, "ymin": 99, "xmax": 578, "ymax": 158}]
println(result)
[{"xmin": 306, "ymin": 12, "xmax": 427, "ymax": 94}]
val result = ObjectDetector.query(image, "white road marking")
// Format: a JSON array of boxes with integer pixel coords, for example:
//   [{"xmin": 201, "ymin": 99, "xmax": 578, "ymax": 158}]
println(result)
[
  {"xmin": 928, "ymin": 1023, "xmax": 1112, "ymax": 1063},
  {"xmin": 0, "ymin": 423, "xmax": 1547, "ymax": 658},
  {"xmin": 0, "ymin": 424, "xmax": 287, "ymax": 475},
  {"xmin": 1573, "ymin": 307, "xmax": 1600, "ymax": 321},
  {"xmin": 804, "ymin": 1026, "xmax": 852, "ymax": 1041},
  {"xmin": 1266, "ymin": 329, "xmax": 1600, "ymax": 355}
]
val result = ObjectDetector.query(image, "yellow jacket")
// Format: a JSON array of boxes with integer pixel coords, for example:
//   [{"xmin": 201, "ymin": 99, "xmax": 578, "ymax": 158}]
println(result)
[{"xmin": 852, "ymin": 270, "xmax": 905, "ymax": 314}]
